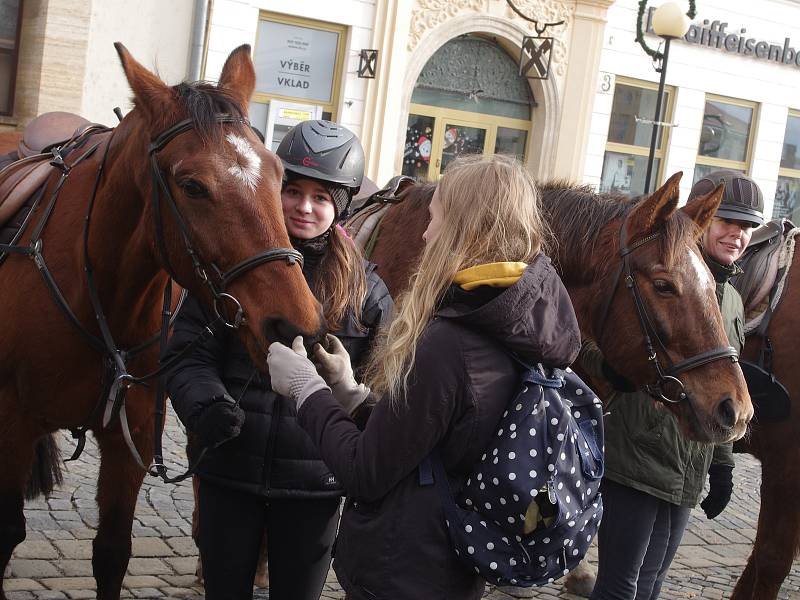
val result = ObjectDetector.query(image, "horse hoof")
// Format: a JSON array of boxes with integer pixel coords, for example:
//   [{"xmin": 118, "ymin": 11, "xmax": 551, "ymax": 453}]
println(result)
[{"xmin": 563, "ymin": 562, "xmax": 597, "ymax": 598}]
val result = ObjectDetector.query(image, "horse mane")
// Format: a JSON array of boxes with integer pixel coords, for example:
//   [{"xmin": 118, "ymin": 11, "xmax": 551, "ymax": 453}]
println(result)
[
  {"xmin": 172, "ymin": 81, "xmax": 246, "ymax": 144},
  {"xmin": 539, "ymin": 179, "xmax": 700, "ymax": 285}
]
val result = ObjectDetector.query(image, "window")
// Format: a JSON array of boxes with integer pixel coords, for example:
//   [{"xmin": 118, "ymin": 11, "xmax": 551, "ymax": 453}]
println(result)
[
  {"xmin": 693, "ymin": 95, "xmax": 757, "ymax": 185},
  {"xmin": 0, "ymin": 0, "xmax": 23, "ymax": 116},
  {"xmin": 600, "ymin": 78, "xmax": 674, "ymax": 194},
  {"xmin": 774, "ymin": 110, "xmax": 800, "ymax": 220}
]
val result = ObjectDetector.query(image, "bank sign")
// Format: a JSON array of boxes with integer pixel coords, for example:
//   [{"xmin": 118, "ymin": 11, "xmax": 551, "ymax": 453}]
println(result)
[
  {"xmin": 254, "ymin": 19, "xmax": 339, "ymax": 103},
  {"xmin": 647, "ymin": 8, "xmax": 800, "ymax": 68}
]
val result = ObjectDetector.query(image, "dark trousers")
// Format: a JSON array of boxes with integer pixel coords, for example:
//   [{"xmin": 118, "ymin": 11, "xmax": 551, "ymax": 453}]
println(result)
[
  {"xmin": 197, "ymin": 478, "xmax": 340, "ymax": 600},
  {"xmin": 590, "ymin": 479, "xmax": 691, "ymax": 600}
]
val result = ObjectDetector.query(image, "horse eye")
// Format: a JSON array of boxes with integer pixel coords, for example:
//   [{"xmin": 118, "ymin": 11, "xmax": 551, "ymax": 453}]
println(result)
[
  {"xmin": 653, "ymin": 279, "xmax": 676, "ymax": 296},
  {"xmin": 179, "ymin": 179, "xmax": 208, "ymax": 199}
]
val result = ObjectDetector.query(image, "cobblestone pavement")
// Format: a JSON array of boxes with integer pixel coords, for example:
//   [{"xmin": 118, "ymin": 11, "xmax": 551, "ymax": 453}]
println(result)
[{"xmin": 4, "ymin": 410, "xmax": 799, "ymax": 600}]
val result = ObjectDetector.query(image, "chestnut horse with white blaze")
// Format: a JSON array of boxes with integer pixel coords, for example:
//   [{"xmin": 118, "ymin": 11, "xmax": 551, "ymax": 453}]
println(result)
[
  {"xmin": 0, "ymin": 44, "xmax": 323, "ymax": 600},
  {"xmin": 356, "ymin": 172, "xmax": 752, "ymax": 444}
]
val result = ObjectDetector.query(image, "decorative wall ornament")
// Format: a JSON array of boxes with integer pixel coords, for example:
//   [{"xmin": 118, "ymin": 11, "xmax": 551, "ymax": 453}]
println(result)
[
  {"xmin": 358, "ymin": 49, "xmax": 379, "ymax": 78},
  {"xmin": 408, "ymin": 0, "xmax": 573, "ymax": 78}
]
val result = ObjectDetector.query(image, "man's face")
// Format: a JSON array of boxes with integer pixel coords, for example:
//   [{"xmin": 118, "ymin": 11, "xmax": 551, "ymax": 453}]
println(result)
[{"xmin": 702, "ymin": 217, "xmax": 755, "ymax": 265}]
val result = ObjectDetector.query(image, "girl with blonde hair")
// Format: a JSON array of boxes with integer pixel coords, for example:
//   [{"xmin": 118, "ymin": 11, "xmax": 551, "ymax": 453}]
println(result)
[{"xmin": 268, "ymin": 154, "xmax": 582, "ymax": 600}]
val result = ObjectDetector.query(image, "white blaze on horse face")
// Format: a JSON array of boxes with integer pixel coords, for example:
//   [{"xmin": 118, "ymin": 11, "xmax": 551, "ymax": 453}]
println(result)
[
  {"xmin": 688, "ymin": 248, "xmax": 713, "ymax": 290},
  {"xmin": 226, "ymin": 133, "xmax": 262, "ymax": 193}
]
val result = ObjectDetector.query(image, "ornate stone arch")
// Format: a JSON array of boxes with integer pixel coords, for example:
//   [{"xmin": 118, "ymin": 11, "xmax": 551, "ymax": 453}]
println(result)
[{"xmin": 400, "ymin": 14, "xmax": 561, "ymax": 179}]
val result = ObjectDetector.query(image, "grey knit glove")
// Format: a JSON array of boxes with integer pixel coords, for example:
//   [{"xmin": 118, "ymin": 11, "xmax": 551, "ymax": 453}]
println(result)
[
  {"xmin": 313, "ymin": 334, "xmax": 371, "ymax": 414},
  {"xmin": 267, "ymin": 336, "xmax": 330, "ymax": 410}
]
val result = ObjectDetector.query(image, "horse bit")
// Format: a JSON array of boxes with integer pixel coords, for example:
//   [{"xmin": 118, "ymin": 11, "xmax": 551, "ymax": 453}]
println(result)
[
  {"xmin": 1, "ymin": 113, "xmax": 302, "ymax": 481},
  {"xmin": 595, "ymin": 217, "xmax": 738, "ymax": 404}
]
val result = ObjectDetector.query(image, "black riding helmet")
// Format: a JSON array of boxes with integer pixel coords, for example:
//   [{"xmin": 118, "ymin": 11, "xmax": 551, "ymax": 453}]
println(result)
[
  {"xmin": 276, "ymin": 120, "xmax": 365, "ymax": 219},
  {"xmin": 689, "ymin": 170, "xmax": 764, "ymax": 227}
]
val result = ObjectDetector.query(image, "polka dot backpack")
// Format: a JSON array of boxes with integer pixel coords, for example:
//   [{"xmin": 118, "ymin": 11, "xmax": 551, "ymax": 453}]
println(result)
[{"xmin": 420, "ymin": 363, "xmax": 604, "ymax": 587}]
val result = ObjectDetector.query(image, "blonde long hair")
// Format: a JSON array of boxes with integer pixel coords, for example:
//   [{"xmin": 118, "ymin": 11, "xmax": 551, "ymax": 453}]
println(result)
[{"xmin": 366, "ymin": 154, "xmax": 550, "ymax": 403}]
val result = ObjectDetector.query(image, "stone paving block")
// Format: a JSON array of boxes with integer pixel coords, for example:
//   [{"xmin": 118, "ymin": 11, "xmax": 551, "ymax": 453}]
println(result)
[
  {"xmin": 41, "ymin": 577, "xmax": 97, "ymax": 590},
  {"xmin": 160, "ymin": 587, "xmax": 199, "ymax": 598},
  {"xmin": 164, "ymin": 557, "xmax": 197, "ymax": 575},
  {"xmin": 4, "ymin": 578, "xmax": 45, "ymax": 591},
  {"xmin": 126, "ymin": 558, "xmax": 172, "ymax": 576},
  {"xmin": 66, "ymin": 529, "xmax": 94, "ymax": 541},
  {"xmin": 130, "ymin": 589, "xmax": 163, "ymax": 598},
  {"xmin": 53, "ymin": 560, "xmax": 92, "ymax": 578},
  {"xmin": 165, "ymin": 536, "xmax": 196, "ymax": 557},
  {"xmin": 32, "ymin": 592, "xmax": 68, "ymax": 599},
  {"xmin": 64, "ymin": 591, "xmax": 95, "ymax": 600},
  {"xmin": 162, "ymin": 574, "xmax": 201, "ymax": 587},
  {"xmin": 52, "ymin": 541, "xmax": 92, "ymax": 560},
  {"xmin": 6, "ymin": 592, "xmax": 36, "ymax": 600},
  {"xmin": 13, "ymin": 541, "xmax": 59, "ymax": 560},
  {"xmin": 41, "ymin": 530, "xmax": 74, "ymax": 541},
  {"xmin": 48, "ymin": 512, "xmax": 80, "ymax": 523},
  {"xmin": 9, "ymin": 560, "xmax": 62, "ymax": 579},
  {"xmin": 122, "ymin": 575, "xmax": 168, "ymax": 588},
  {"xmin": 156, "ymin": 525, "xmax": 183, "ymax": 537},
  {"xmin": 131, "ymin": 537, "xmax": 173, "ymax": 557}
]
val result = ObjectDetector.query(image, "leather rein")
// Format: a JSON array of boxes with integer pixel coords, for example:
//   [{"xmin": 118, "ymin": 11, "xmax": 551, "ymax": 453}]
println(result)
[
  {"xmin": 595, "ymin": 217, "xmax": 738, "ymax": 404},
  {"xmin": 0, "ymin": 114, "xmax": 301, "ymax": 482}
]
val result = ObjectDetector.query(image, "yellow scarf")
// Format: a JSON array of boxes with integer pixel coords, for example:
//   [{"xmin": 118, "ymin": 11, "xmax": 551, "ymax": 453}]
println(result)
[{"xmin": 452, "ymin": 262, "xmax": 527, "ymax": 291}]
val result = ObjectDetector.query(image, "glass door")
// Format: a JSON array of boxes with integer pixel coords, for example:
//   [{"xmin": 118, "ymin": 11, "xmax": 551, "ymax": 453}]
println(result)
[{"xmin": 439, "ymin": 121, "xmax": 488, "ymax": 174}]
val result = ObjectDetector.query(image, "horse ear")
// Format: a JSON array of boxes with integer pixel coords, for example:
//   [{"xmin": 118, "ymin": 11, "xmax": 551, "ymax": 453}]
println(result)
[
  {"xmin": 218, "ymin": 45, "xmax": 256, "ymax": 111},
  {"xmin": 625, "ymin": 171, "xmax": 682, "ymax": 243},
  {"xmin": 114, "ymin": 42, "xmax": 174, "ymax": 120},
  {"xmin": 680, "ymin": 183, "xmax": 723, "ymax": 233}
]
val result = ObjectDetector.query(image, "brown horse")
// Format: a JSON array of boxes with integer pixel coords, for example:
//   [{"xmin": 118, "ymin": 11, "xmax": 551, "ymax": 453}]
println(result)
[
  {"xmin": 358, "ymin": 172, "xmax": 752, "ymax": 444},
  {"xmin": 731, "ymin": 237, "xmax": 800, "ymax": 599},
  {"xmin": 0, "ymin": 43, "xmax": 323, "ymax": 600}
]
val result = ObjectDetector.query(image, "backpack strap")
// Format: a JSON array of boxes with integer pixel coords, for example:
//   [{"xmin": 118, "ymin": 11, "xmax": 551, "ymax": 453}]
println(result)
[{"xmin": 419, "ymin": 450, "xmax": 461, "ymax": 516}]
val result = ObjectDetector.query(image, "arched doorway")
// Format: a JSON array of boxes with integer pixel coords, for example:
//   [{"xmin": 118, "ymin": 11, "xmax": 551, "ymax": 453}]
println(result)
[{"xmin": 402, "ymin": 35, "xmax": 535, "ymax": 179}]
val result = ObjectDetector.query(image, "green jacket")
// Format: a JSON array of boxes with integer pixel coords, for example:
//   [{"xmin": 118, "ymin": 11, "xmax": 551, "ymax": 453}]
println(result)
[{"xmin": 582, "ymin": 254, "xmax": 743, "ymax": 507}]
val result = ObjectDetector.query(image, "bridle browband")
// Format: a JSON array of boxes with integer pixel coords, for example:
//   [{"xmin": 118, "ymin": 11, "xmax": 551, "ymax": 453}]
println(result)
[
  {"xmin": 595, "ymin": 216, "xmax": 738, "ymax": 404},
  {"xmin": 0, "ymin": 113, "xmax": 302, "ymax": 482}
]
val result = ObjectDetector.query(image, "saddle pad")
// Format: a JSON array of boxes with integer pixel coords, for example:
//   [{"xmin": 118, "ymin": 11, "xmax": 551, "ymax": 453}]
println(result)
[{"xmin": 345, "ymin": 203, "xmax": 390, "ymax": 252}]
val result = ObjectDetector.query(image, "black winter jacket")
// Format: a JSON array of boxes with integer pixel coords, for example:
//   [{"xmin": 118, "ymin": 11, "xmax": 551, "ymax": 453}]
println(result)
[
  {"xmin": 164, "ymin": 262, "xmax": 392, "ymax": 498},
  {"xmin": 297, "ymin": 254, "xmax": 581, "ymax": 600}
]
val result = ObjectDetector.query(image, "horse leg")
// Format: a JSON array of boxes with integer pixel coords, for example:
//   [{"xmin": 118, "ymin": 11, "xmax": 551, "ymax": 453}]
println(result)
[
  {"xmin": 92, "ymin": 424, "xmax": 152, "ymax": 600},
  {"xmin": 0, "ymin": 392, "xmax": 36, "ymax": 600},
  {"xmin": 732, "ymin": 448, "xmax": 800, "ymax": 600}
]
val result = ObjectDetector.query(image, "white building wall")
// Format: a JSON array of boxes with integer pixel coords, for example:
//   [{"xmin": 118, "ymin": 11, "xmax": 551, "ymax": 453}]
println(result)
[
  {"xmin": 81, "ymin": 0, "xmax": 194, "ymax": 123},
  {"xmin": 204, "ymin": 0, "xmax": 377, "ymax": 140},
  {"xmin": 586, "ymin": 0, "xmax": 800, "ymax": 215}
]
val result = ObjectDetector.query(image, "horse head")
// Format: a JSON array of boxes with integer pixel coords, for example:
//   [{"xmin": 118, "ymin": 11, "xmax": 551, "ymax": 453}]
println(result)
[
  {"xmin": 114, "ymin": 43, "xmax": 324, "ymax": 360},
  {"xmin": 560, "ymin": 172, "xmax": 753, "ymax": 443}
]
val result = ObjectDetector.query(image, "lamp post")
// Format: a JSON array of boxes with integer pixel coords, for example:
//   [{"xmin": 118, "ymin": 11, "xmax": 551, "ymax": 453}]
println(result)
[{"xmin": 641, "ymin": 2, "xmax": 692, "ymax": 194}]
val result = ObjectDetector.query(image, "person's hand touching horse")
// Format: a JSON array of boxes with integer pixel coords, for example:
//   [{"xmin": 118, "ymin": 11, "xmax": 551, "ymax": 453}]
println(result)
[
  {"xmin": 313, "ymin": 334, "xmax": 371, "ymax": 414},
  {"xmin": 267, "ymin": 337, "xmax": 329, "ymax": 409}
]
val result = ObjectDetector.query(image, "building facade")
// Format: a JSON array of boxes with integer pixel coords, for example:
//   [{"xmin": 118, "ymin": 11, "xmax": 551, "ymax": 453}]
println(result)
[{"xmin": 3, "ymin": 0, "xmax": 800, "ymax": 220}]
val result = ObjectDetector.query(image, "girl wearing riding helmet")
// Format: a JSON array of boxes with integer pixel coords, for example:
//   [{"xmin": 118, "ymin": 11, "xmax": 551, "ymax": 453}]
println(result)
[{"xmin": 163, "ymin": 120, "xmax": 392, "ymax": 600}]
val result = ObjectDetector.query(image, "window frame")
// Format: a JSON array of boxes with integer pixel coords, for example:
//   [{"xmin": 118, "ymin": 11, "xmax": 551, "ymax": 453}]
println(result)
[
  {"xmin": 774, "ymin": 109, "xmax": 800, "ymax": 219},
  {"xmin": 694, "ymin": 93, "xmax": 759, "ymax": 176},
  {"xmin": 250, "ymin": 11, "xmax": 347, "ymax": 120},
  {"xmin": 602, "ymin": 76, "xmax": 675, "ymax": 192},
  {"xmin": 0, "ymin": 0, "xmax": 24, "ymax": 117},
  {"xmin": 407, "ymin": 102, "xmax": 532, "ymax": 179}
]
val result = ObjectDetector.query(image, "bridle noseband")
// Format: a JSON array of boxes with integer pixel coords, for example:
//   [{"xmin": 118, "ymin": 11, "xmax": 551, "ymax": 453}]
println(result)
[
  {"xmin": 148, "ymin": 115, "xmax": 302, "ymax": 328},
  {"xmin": 595, "ymin": 217, "xmax": 738, "ymax": 404}
]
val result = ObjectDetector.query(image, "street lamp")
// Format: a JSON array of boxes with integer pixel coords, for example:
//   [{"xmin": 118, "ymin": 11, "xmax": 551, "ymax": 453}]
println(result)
[{"xmin": 640, "ymin": 2, "xmax": 692, "ymax": 194}]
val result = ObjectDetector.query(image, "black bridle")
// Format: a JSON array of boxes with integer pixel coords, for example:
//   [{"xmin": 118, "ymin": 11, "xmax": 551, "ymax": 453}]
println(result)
[
  {"xmin": 1, "ymin": 114, "xmax": 301, "ymax": 482},
  {"xmin": 595, "ymin": 217, "xmax": 738, "ymax": 404}
]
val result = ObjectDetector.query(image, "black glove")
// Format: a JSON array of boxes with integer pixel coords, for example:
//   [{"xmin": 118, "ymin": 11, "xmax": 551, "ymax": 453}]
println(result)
[
  {"xmin": 194, "ymin": 396, "xmax": 245, "ymax": 448},
  {"xmin": 700, "ymin": 464, "xmax": 734, "ymax": 519},
  {"xmin": 601, "ymin": 360, "xmax": 637, "ymax": 393}
]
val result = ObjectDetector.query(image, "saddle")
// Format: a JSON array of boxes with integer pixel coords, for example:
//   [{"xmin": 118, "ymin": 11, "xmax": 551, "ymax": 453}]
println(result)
[
  {"xmin": 734, "ymin": 219, "xmax": 795, "ymax": 314},
  {"xmin": 730, "ymin": 219, "xmax": 797, "ymax": 423},
  {"xmin": 345, "ymin": 175, "xmax": 416, "ymax": 257},
  {"xmin": 0, "ymin": 112, "xmax": 102, "ymax": 233}
]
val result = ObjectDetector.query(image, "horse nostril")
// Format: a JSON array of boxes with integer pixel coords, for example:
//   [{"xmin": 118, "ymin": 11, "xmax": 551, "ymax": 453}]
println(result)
[
  {"xmin": 715, "ymin": 397, "xmax": 737, "ymax": 430},
  {"xmin": 262, "ymin": 318, "xmax": 304, "ymax": 347}
]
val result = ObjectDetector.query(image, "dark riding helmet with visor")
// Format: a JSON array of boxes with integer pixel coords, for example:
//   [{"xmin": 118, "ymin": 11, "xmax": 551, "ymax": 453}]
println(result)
[
  {"xmin": 689, "ymin": 169, "xmax": 764, "ymax": 228},
  {"xmin": 276, "ymin": 120, "xmax": 365, "ymax": 220}
]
